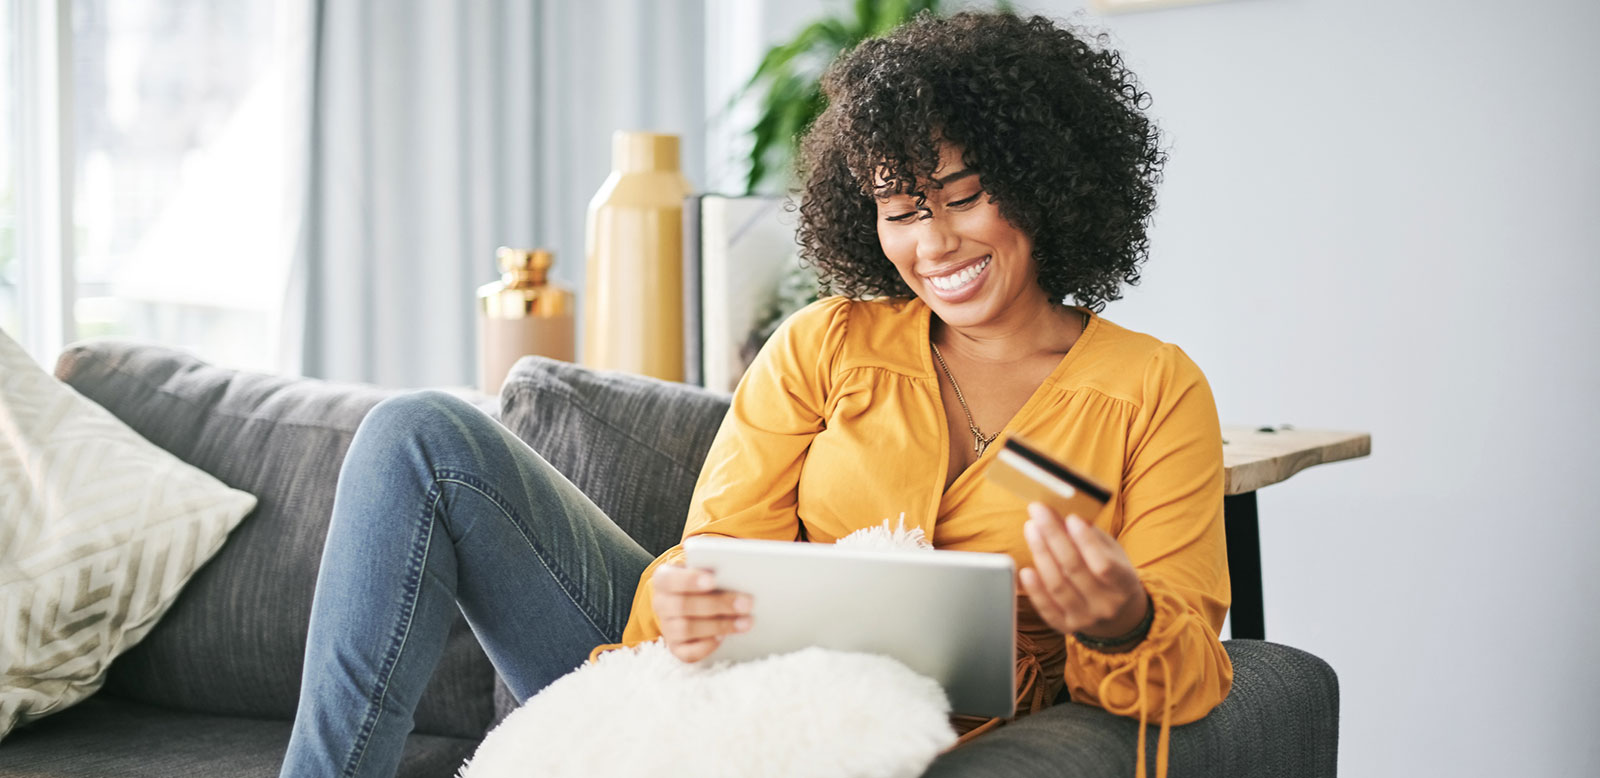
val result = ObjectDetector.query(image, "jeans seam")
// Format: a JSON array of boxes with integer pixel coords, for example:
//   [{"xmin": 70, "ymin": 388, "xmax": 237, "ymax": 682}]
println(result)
[
  {"xmin": 433, "ymin": 467, "xmax": 615, "ymax": 643},
  {"xmin": 340, "ymin": 480, "xmax": 440, "ymax": 778}
]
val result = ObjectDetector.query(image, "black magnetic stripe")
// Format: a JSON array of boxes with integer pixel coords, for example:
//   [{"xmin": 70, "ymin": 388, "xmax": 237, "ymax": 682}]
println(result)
[{"xmin": 1002, "ymin": 438, "xmax": 1112, "ymax": 504}]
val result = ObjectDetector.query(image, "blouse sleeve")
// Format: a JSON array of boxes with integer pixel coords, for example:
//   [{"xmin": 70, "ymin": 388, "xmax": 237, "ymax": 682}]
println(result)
[
  {"xmin": 589, "ymin": 296, "xmax": 852, "ymax": 661},
  {"xmin": 1060, "ymin": 343, "xmax": 1234, "ymax": 773}
]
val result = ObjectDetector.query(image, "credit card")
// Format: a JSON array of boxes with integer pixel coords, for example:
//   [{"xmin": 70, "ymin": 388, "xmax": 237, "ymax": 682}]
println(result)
[{"xmin": 987, "ymin": 436, "xmax": 1112, "ymax": 520}]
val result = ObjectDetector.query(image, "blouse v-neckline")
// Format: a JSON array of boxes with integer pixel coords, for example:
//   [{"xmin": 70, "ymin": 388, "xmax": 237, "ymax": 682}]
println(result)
[{"xmin": 915, "ymin": 299, "xmax": 1101, "ymax": 504}]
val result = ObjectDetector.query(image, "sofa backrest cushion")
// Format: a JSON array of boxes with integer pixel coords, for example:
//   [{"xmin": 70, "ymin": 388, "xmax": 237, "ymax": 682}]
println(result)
[
  {"xmin": 499, "ymin": 357, "xmax": 731, "ymax": 558},
  {"xmin": 53, "ymin": 341, "xmax": 500, "ymax": 739}
]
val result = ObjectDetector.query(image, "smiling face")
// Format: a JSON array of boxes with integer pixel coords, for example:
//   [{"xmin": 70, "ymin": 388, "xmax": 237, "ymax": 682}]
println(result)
[{"xmin": 874, "ymin": 144, "xmax": 1042, "ymax": 332}]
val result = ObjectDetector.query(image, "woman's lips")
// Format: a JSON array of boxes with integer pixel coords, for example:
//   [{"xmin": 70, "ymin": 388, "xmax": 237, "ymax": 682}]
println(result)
[{"xmin": 924, "ymin": 255, "xmax": 991, "ymax": 303}]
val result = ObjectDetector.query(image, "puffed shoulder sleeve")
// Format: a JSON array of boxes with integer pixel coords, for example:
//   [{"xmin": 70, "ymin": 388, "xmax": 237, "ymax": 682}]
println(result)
[
  {"xmin": 1062, "ymin": 343, "xmax": 1233, "ymax": 777},
  {"xmin": 589, "ymin": 296, "xmax": 852, "ymax": 660}
]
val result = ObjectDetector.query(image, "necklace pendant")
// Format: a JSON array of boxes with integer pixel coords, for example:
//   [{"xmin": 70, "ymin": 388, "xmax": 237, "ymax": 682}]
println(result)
[{"xmin": 973, "ymin": 431, "xmax": 988, "ymax": 457}]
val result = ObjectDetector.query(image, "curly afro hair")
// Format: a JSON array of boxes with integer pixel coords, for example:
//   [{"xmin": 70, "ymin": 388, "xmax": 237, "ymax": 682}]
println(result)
[{"xmin": 794, "ymin": 12, "xmax": 1165, "ymax": 312}]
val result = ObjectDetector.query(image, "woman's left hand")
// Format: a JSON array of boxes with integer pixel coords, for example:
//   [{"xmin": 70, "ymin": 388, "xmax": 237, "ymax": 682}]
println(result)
[{"xmin": 1019, "ymin": 502, "xmax": 1150, "ymax": 644}]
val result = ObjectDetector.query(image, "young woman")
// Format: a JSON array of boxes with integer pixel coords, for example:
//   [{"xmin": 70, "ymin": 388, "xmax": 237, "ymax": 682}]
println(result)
[{"xmin": 282, "ymin": 12, "xmax": 1230, "ymax": 778}]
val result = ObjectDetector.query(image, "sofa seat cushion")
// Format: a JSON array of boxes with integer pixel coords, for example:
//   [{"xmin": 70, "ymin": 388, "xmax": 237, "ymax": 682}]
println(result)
[
  {"xmin": 920, "ymin": 640, "xmax": 1339, "ymax": 778},
  {"xmin": 51, "ymin": 341, "xmax": 499, "ymax": 738},
  {"xmin": 0, "ymin": 696, "xmax": 475, "ymax": 778}
]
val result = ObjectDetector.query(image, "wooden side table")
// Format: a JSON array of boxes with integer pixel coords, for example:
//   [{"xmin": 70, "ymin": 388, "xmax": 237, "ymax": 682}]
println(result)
[{"xmin": 1220, "ymin": 426, "xmax": 1371, "ymax": 639}]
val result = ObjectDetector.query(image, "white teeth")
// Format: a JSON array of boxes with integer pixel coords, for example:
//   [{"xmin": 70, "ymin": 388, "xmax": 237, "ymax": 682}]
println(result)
[{"xmin": 929, "ymin": 257, "xmax": 990, "ymax": 291}]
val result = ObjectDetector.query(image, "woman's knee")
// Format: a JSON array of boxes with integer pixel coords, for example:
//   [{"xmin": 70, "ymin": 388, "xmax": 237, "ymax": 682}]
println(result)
[{"xmin": 352, "ymin": 389, "xmax": 498, "ymax": 462}]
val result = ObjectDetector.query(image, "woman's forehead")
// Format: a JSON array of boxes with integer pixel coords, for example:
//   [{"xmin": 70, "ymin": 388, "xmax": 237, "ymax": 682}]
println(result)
[
  {"xmin": 871, "ymin": 163, "xmax": 978, "ymax": 199},
  {"xmin": 871, "ymin": 141, "xmax": 962, "ymax": 175},
  {"xmin": 870, "ymin": 141, "xmax": 974, "ymax": 194}
]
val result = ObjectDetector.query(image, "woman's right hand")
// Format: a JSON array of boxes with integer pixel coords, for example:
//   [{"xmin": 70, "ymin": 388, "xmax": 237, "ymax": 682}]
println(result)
[{"xmin": 650, "ymin": 565, "xmax": 753, "ymax": 663}]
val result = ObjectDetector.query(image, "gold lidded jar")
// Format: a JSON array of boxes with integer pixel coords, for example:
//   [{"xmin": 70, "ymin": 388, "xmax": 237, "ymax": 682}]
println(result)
[{"xmin": 477, "ymin": 247, "xmax": 575, "ymax": 394}]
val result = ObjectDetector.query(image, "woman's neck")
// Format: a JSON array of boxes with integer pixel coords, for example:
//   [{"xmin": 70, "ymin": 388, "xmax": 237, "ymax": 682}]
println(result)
[{"xmin": 933, "ymin": 296, "xmax": 1085, "ymax": 365}]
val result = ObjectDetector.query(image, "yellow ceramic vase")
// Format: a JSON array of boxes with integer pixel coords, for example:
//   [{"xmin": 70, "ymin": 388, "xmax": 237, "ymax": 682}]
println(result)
[{"xmin": 583, "ymin": 131, "xmax": 691, "ymax": 381}]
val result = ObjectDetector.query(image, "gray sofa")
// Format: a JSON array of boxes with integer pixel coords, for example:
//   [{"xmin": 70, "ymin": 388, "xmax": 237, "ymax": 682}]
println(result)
[{"xmin": 0, "ymin": 341, "xmax": 1339, "ymax": 777}]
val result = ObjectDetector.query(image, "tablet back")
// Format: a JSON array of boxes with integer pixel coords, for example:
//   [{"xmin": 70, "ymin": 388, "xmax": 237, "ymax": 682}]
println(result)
[{"xmin": 683, "ymin": 535, "xmax": 1017, "ymax": 718}]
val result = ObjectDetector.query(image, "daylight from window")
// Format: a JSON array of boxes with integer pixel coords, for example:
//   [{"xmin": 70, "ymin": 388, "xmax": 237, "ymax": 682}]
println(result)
[
  {"xmin": 1, "ymin": 0, "xmax": 19, "ymax": 339},
  {"xmin": 71, "ymin": 0, "xmax": 291, "ymax": 371}
]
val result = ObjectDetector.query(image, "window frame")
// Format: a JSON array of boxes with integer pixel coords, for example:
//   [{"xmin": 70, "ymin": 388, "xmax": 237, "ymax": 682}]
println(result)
[{"xmin": 11, "ymin": 0, "xmax": 73, "ymax": 365}]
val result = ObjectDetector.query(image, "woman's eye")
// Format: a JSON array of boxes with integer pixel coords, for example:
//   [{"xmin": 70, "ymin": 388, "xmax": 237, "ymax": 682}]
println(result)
[{"xmin": 880, "ymin": 191, "xmax": 979, "ymax": 222}]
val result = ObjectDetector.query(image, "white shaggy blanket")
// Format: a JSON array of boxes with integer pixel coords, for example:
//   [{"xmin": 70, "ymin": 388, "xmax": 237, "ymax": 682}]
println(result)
[{"xmin": 459, "ymin": 520, "xmax": 957, "ymax": 778}]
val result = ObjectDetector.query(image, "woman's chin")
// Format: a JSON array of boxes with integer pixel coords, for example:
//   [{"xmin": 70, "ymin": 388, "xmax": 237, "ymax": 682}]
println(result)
[
  {"xmin": 919, "ymin": 282, "xmax": 988, "ymax": 322},
  {"xmin": 921, "ymin": 293, "xmax": 1000, "ymax": 330}
]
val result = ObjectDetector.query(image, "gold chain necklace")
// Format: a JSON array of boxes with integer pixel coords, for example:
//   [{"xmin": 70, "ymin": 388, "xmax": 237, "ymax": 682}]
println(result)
[
  {"xmin": 929, "ymin": 310, "xmax": 1090, "ymax": 457},
  {"xmin": 930, "ymin": 342, "xmax": 999, "ymax": 457}
]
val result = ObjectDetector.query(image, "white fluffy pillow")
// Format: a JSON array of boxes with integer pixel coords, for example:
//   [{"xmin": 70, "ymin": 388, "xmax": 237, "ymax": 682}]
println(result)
[
  {"xmin": 460, "ymin": 520, "xmax": 955, "ymax": 778},
  {"xmin": 0, "ymin": 331, "xmax": 257, "ymax": 738},
  {"xmin": 463, "ymin": 642, "xmax": 955, "ymax": 778}
]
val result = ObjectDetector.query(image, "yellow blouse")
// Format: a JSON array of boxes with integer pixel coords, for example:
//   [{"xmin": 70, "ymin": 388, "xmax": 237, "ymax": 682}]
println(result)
[{"xmin": 592, "ymin": 295, "xmax": 1233, "ymax": 774}]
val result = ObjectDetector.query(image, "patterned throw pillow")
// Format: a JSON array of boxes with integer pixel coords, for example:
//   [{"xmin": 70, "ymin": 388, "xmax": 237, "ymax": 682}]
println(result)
[{"xmin": 0, "ymin": 331, "xmax": 257, "ymax": 739}]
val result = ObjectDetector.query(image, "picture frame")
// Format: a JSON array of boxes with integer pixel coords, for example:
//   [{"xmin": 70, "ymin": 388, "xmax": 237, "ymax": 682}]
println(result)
[{"xmin": 682, "ymin": 194, "xmax": 807, "ymax": 392}]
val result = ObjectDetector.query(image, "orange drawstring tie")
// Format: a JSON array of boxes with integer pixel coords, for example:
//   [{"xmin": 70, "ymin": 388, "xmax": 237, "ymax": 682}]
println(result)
[
  {"xmin": 949, "ymin": 646, "xmax": 1051, "ymax": 745},
  {"xmin": 951, "ymin": 615, "xmax": 1182, "ymax": 778},
  {"xmin": 1098, "ymin": 650, "xmax": 1174, "ymax": 778}
]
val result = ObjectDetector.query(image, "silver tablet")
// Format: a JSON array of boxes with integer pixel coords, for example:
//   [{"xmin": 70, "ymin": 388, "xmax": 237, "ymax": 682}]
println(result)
[{"xmin": 683, "ymin": 535, "xmax": 1017, "ymax": 718}]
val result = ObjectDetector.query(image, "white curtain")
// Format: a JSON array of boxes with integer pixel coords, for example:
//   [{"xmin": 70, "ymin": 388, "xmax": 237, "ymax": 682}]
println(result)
[{"xmin": 285, "ymin": 0, "xmax": 706, "ymax": 388}]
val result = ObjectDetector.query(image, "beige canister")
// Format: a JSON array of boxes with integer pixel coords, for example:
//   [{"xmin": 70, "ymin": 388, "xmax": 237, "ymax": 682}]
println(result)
[
  {"xmin": 583, "ymin": 131, "xmax": 692, "ymax": 381},
  {"xmin": 477, "ymin": 247, "xmax": 575, "ymax": 394}
]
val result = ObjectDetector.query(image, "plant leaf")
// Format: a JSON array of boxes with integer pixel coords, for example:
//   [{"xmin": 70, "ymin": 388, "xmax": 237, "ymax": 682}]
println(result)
[
  {"xmin": 871, "ymin": 0, "xmax": 914, "ymax": 36},
  {"xmin": 854, "ymin": 0, "xmax": 876, "ymax": 35},
  {"xmin": 740, "ymin": 0, "xmax": 1013, "ymax": 192},
  {"xmin": 813, "ymin": 18, "xmax": 854, "ymax": 51}
]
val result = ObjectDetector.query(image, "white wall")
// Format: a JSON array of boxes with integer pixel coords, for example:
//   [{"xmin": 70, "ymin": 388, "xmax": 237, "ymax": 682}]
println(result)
[{"xmin": 755, "ymin": 0, "xmax": 1600, "ymax": 775}]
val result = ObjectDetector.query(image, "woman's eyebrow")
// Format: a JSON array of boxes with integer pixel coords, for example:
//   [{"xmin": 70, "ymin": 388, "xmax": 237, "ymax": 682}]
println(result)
[
  {"xmin": 872, "ymin": 185, "xmax": 915, "ymax": 203},
  {"xmin": 871, "ymin": 169, "xmax": 976, "ymax": 201},
  {"xmin": 933, "ymin": 169, "xmax": 977, "ymax": 186}
]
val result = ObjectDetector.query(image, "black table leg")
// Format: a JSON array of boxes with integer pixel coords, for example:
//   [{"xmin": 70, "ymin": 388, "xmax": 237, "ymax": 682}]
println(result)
[{"xmin": 1223, "ymin": 491, "xmax": 1264, "ymax": 640}]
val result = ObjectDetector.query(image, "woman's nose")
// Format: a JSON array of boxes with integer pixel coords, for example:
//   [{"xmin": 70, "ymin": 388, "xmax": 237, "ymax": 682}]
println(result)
[{"xmin": 915, "ymin": 216, "xmax": 960, "ymax": 263}]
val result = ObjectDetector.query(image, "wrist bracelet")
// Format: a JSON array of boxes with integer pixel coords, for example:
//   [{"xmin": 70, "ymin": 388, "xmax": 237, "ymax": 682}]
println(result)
[{"xmin": 1073, "ymin": 593, "xmax": 1154, "ymax": 650}]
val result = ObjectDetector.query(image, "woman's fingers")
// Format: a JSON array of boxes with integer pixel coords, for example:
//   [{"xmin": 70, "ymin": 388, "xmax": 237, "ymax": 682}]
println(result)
[
  {"xmin": 660, "ymin": 613, "xmax": 750, "ymax": 641},
  {"xmin": 662, "ymin": 611, "xmax": 752, "ymax": 663},
  {"xmin": 1065, "ymin": 515, "xmax": 1140, "ymax": 590},
  {"xmin": 1022, "ymin": 503, "xmax": 1144, "ymax": 636},
  {"xmin": 652, "ymin": 588, "xmax": 752, "ymax": 620},
  {"xmin": 652, "ymin": 566, "xmax": 752, "ymax": 623},
  {"xmin": 651, "ymin": 564, "xmax": 754, "ymax": 663},
  {"xmin": 1019, "ymin": 567, "xmax": 1068, "ymax": 628},
  {"xmin": 1026, "ymin": 504, "xmax": 1102, "ymax": 593},
  {"xmin": 676, "ymin": 592, "xmax": 752, "ymax": 618},
  {"xmin": 1024, "ymin": 504, "xmax": 1106, "ymax": 606},
  {"xmin": 670, "ymin": 637, "xmax": 724, "ymax": 663},
  {"xmin": 1023, "ymin": 517, "xmax": 1089, "ymax": 615},
  {"xmin": 651, "ymin": 564, "xmax": 717, "ymax": 595}
]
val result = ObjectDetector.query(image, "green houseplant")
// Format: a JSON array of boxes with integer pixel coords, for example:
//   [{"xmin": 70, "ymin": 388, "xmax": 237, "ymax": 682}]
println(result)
[{"xmin": 737, "ymin": 0, "xmax": 1009, "ymax": 196}]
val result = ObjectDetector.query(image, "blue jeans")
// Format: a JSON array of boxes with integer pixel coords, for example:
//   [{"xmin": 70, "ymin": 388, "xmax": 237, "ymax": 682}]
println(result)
[{"xmin": 280, "ymin": 391, "xmax": 653, "ymax": 778}]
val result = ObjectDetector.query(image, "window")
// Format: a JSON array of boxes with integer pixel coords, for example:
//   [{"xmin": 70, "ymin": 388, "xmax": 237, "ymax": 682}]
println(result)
[
  {"xmin": 1, "ymin": 0, "xmax": 19, "ymax": 339},
  {"xmin": 5, "ymin": 0, "xmax": 298, "ymax": 370}
]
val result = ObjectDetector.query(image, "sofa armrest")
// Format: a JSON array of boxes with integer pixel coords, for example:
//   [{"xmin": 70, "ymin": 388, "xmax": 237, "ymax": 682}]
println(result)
[{"xmin": 921, "ymin": 640, "xmax": 1339, "ymax": 778}]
